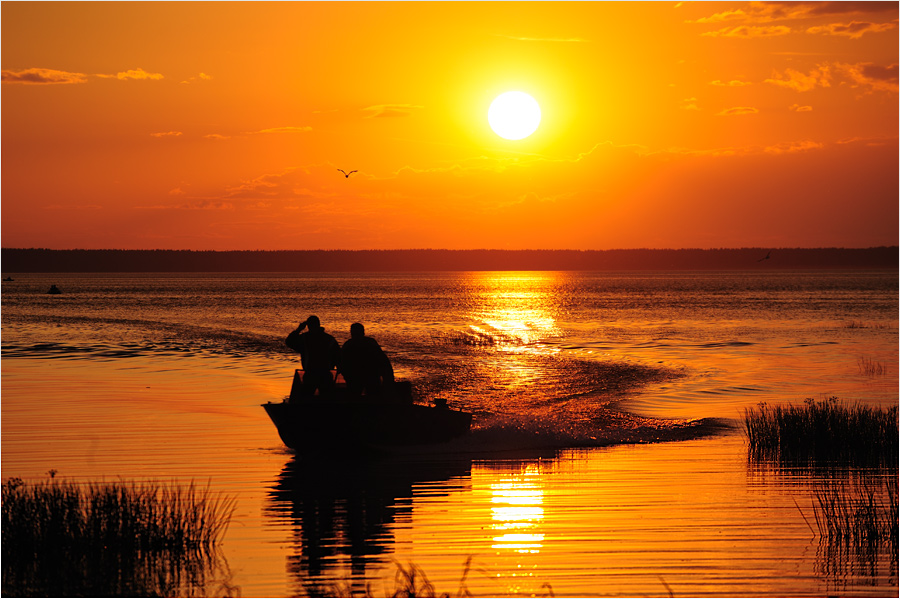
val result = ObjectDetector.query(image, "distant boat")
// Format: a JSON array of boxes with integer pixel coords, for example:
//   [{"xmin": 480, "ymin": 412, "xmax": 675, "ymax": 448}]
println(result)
[
  {"xmin": 3, "ymin": 277, "xmax": 13, "ymax": 281},
  {"xmin": 47, "ymin": 285, "xmax": 62, "ymax": 294},
  {"xmin": 263, "ymin": 370, "xmax": 472, "ymax": 452}
]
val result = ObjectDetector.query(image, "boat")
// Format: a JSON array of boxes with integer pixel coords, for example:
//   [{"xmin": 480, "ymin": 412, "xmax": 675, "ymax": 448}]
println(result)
[{"xmin": 263, "ymin": 370, "xmax": 473, "ymax": 452}]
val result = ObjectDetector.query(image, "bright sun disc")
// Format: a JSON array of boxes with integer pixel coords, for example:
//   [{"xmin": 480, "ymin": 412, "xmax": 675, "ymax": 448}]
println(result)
[{"xmin": 488, "ymin": 91, "xmax": 541, "ymax": 140}]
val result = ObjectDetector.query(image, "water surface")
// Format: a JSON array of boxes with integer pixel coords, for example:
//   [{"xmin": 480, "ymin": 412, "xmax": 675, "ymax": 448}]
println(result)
[{"xmin": 2, "ymin": 271, "xmax": 896, "ymax": 596}]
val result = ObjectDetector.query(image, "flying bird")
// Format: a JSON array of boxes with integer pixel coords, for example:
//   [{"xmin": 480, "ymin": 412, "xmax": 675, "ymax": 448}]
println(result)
[
  {"xmin": 337, "ymin": 169, "xmax": 357, "ymax": 178},
  {"xmin": 757, "ymin": 251, "xmax": 771, "ymax": 262}
]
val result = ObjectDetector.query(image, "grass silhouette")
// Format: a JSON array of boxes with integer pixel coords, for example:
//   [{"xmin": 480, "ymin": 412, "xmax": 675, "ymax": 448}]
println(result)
[
  {"xmin": 1, "ymin": 477, "xmax": 236, "ymax": 597},
  {"xmin": 743, "ymin": 397, "xmax": 897, "ymax": 467}
]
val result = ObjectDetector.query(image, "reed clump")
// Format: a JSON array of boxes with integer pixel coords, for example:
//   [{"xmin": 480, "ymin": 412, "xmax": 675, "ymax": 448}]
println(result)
[
  {"xmin": 743, "ymin": 398, "xmax": 898, "ymax": 467},
  {"xmin": 857, "ymin": 356, "xmax": 888, "ymax": 376},
  {"xmin": 430, "ymin": 330, "xmax": 522, "ymax": 348},
  {"xmin": 1, "ymin": 477, "xmax": 236, "ymax": 597},
  {"xmin": 313, "ymin": 558, "xmax": 555, "ymax": 598},
  {"xmin": 812, "ymin": 475, "xmax": 898, "ymax": 553}
]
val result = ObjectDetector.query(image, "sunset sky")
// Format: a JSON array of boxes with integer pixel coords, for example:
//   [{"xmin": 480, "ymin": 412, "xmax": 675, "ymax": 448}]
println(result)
[{"xmin": 2, "ymin": 1, "xmax": 898, "ymax": 251}]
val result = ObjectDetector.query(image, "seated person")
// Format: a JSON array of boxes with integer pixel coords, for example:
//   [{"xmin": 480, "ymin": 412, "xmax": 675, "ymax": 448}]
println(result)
[{"xmin": 340, "ymin": 322, "xmax": 394, "ymax": 398}]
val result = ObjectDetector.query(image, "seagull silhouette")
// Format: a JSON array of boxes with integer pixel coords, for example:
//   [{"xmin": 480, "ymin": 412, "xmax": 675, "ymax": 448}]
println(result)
[
  {"xmin": 337, "ymin": 169, "xmax": 357, "ymax": 178},
  {"xmin": 757, "ymin": 251, "xmax": 771, "ymax": 262}
]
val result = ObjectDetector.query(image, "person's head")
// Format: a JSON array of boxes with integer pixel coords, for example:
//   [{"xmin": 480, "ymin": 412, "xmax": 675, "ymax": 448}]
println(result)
[
  {"xmin": 350, "ymin": 322, "xmax": 365, "ymax": 338},
  {"xmin": 306, "ymin": 315, "xmax": 321, "ymax": 330}
]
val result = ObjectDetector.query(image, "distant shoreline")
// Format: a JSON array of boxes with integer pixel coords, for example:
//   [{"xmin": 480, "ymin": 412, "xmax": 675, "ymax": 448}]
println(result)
[{"xmin": 1, "ymin": 247, "xmax": 896, "ymax": 273}]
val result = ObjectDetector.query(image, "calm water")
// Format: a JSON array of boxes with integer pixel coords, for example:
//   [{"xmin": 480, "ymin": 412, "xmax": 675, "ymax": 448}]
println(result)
[{"xmin": 2, "ymin": 271, "xmax": 897, "ymax": 596}]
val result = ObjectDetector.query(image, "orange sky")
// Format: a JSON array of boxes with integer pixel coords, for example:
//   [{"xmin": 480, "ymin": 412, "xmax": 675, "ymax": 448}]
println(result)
[{"xmin": 2, "ymin": 1, "xmax": 898, "ymax": 250}]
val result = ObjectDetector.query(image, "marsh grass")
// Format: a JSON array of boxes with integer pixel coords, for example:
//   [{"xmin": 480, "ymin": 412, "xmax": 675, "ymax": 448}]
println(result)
[
  {"xmin": 314, "ymin": 558, "xmax": 555, "ymax": 598},
  {"xmin": 843, "ymin": 320, "xmax": 890, "ymax": 330},
  {"xmin": 1, "ymin": 477, "xmax": 236, "ymax": 597},
  {"xmin": 812, "ymin": 475, "xmax": 898, "ymax": 549},
  {"xmin": 430, "ymin": 330, "xmax": 522, "ymax": 348},
  {"xmin": 743, "ymin": 398, "xmax": 898, "ymax": 467},
  {"xmin": 857, "ymin": 356, "xmax": 888, "ymax": 376}
]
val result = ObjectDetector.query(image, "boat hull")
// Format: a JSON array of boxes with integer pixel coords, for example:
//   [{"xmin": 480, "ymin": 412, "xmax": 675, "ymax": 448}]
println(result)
[{"xmin": 263, "ymin": 398, "xmax": 472, "ymax": 451}]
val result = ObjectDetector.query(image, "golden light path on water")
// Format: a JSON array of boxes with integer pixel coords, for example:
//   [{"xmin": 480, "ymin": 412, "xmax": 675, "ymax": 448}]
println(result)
[
  {"xmin": 490, "ymin": 466, "xmax": 545, "ymax": 554},
  {"xmin": 467, "ymin": 272, "xmax": 564, "ymax": 351}
]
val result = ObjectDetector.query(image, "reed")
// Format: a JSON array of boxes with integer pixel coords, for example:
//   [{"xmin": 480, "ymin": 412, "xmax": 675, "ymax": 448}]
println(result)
[
  {"xmin": 1, "ymin": 477, "xmax": 236, "ymax": 597},
  {"xmin": 315, "ymin": 557, "xmax": 555, "ymax": 598},
  {"xmin": 857, "ymin": 356, "xmax": 888, "ymax": 376},
  {"xmin": 843, "ymin": 320, "xmax": 889, "ymax": 330},
  {"xmin": 743, "ymin": 398, "xmax": 898, "ymax": 467},
  {"xmin": 812, "ymin": 475, "xmax": 898, "ymax": 548},
  {"xmin": 430, "ymin": 330, "xmax": 521, "ymax": 348}
]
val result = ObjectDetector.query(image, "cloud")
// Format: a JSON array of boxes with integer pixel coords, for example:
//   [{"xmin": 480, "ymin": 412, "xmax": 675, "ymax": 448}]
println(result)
[
  {"xmin": 96, "ymin": 67, "xmax": 164, "ymax": 81},
  {"xmin": 696, "ymin": 2, "xmax": 897, "ymax": 25},
  {"xmin": 362, "ymin": 104, "xmax": 424, "ymax": 118},
  {"xmin": 181, "ymin": 72, "xmax": 213, "ymax": 84},
  {"xmin": 789, "ymin": 104, "xmax": 813, "ymax": 111},
  {"xmin": 205, "ymin": 133, "xmax": 231, "ymax": 140},
  {"xmin": 836, "ymin": 62, "xmax": 899, "ymax": 92},
  {"xmin": 709, "ymin": 79, "xmax": 753, "ymax": 87},
  {"xmin": 807, "ymin": 20, "xmax": 897, "ymax": 38},
  {"xmin": 690, "ymin": 9, "xmax": 748, "ymax": 24},
  {"xmin": 150, "ymin": 131, "xmax": 183, "ymax": 138},
  {"xmin": 765, "ymin": 65, "xmax": 832, "ymax": 91},
  {"xmin": 764, "ymin": 140, "xmax": 824, "ymax": 154},
  {"xmin": 717, "ymin": 106, "xmax": 760, "ymax": 116},
  {"xmin": 2, "ymin": 67, "xmax": 88, "ymax": 85},
  {"xmin": 680, "ymin": 97, "xmax": 700, "ymax": 110},
  {"xmin": 766, "ymin": 62, "xmax": 897, "ymax": 93},
  {"xmin": 253, "ymin": 126, "xmax": 313, "ymax": 134},
  {"xmin": 702, "ymin": 25, "xmax": 791, "ymax": 38}
]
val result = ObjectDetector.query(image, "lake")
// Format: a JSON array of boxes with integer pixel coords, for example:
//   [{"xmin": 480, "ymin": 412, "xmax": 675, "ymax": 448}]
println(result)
[{"xmin": 2, "ymin": 271, "xmax": 897, "ymax": 596}]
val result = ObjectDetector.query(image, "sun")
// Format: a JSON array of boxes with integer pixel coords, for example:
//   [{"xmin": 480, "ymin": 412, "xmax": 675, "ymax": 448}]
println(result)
[{"xmin": 488, "ymin": 91, "xmax": 541, "ymax": 140}]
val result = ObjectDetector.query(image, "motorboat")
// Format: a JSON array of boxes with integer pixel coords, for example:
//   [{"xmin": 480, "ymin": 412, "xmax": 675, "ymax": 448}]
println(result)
[{"xmin": 262, "ymin": 370, "xmax": 472, "ymax": 452}]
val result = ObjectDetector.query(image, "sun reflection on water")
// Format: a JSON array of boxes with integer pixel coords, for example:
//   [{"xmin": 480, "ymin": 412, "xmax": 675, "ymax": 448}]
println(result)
[
  {"xmin": 466, "ymin": 272, "xmax": 565, "ymax": 352},
  {"xmin": 490, "ymin": 465, "xmax": 545, "ymax": 554}
]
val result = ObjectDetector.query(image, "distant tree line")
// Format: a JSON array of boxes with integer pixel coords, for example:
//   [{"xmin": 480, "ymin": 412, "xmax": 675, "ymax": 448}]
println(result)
[{"xmin": 0, "ymin": 247, "xmax": 896, "ymax": 273}]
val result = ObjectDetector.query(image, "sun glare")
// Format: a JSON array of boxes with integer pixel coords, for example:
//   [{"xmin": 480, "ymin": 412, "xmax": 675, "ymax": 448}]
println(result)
[{"xmin": 488, "ymin": 91, "xmax": 541, "ymax": 140}]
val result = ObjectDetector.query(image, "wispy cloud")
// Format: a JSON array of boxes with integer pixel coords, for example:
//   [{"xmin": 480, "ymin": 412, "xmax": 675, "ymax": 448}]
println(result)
[
  {"xmin": 789, "ymin": 104, "xmax": 814, "ymax": 111},
  {"xmin": 695, "ymin": 1, "xmax": 897, "ymax": 25},
  {"xmin": 837, "ymin": 62, "xmax": 899, "ymax": 93},
  {"xmin": 150, "ymin": 131, "xmax": 183, "ymax": 138},
  {"xmin": 690, "ymin": 9, "xmax": 747, "ymax": 24},
  {"xmin": 181, "ymin": 72, "xmax": 213, "ymax": 84},
  {"xmin": 764, "ymin": 140, "xmax": 824, "ymax": 154},
  {"xmin": 807, "ymin": 20, "xmax": 897, "ymax": 39},
  {"xmin": 765, "ymin": 65, "xmax": 832, "ymax": 92},
  {"xmin": 96, "ymin": 67, "xmax": 164, "ymax": 81},
  {"xmin": 362, "ymin": 104, "xmax": 424, "ymax": 118},
  {"xmin": 702, "ymin": 25, "xmax": 791, "ymax": 38},
  {"xmin": 709, "ymin": 79, "xmax": 753, "ymax": 87},
  {"xmin": 680, "ymin": 97, "xmax": 700, "ymax": 110},
  {"xmin": 765, "ymin": 62, "xmax": 897, "ymax": 93},
  {"xmin": 2, "ymin": 68, "xmax": 88, "ymax": 85},
  {"xmin": 717, "ymin": 106, "xmax": 760, "ymax": 116}
]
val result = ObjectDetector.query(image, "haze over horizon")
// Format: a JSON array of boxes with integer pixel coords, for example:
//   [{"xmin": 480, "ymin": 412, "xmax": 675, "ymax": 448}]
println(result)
[{"xmin": 2, "ymin": 2, "xmax": 898, "ymax": 251}]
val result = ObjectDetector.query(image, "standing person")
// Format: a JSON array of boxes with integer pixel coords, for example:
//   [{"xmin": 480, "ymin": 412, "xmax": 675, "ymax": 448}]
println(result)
[
  {"xmin": 285, "ymin": 315, "xmax": 341, "ymax": 398},
  {"xmin": 340, "ymin": 322, "xmax": 394, "ymax": 398}
]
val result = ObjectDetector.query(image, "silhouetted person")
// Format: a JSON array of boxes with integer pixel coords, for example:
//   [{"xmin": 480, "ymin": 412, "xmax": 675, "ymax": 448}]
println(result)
[
  {"xmin": 286, "ymin": 315, "xmax": 341, "ymax": 398},
  {"xmin": 340, "ymin": 323, "xmax": 394, "ymax": 398},
  {"xmin": 47, "ymin": 285, "xmax": 61, "ymax": 294}
]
